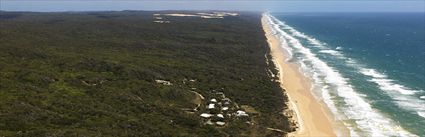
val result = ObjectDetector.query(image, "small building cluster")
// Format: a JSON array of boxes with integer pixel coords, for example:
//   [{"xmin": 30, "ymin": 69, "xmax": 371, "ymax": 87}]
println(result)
[
  {"xmin": 198, "ymin": 90, "xmax": 250, "ymax": 127},
  {"xmin": 153, "ymin": 14, "xmax": 170, "ymax": 23},
  {"xmin": 165, "ymin": 78, "xmax": 252, "ymax": 127}
]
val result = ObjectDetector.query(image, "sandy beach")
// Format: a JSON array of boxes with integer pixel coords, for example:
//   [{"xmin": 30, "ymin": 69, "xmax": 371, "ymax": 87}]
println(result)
[{"xmin": 262, "ymin": 14, "xmax": 349, "ymax": 137}]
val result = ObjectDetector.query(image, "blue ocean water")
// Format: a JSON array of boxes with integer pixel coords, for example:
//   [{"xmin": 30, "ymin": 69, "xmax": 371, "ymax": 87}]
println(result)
[{"xmin": 267, "ymin": 12, "xmax": 424, "ymax": 136}]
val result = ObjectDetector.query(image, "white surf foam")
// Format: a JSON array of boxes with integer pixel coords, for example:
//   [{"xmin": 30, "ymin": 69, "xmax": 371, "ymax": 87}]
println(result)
[
  {"xmin": 370, "ymin": 78, "xmax": 417, "ymax": 95},
  {"xmin": 346, "ymin": 58, "xmax": 357, "ymax": 65},
  {"xmin": 418, "ymin": 112, "xmax": 425, "ymax": 118},
  {"xmin": 360, "ymin": 68, "xmax": 387, "ymax": 78},
  {"xmin": 277, "ymin": 20, "xmax": 327, "ymax": 49},
  {"xmin": 272, "ymin": 17, "xmax": 347, "ymax": 61},
  {"xmin": 269, "ymin": 13, "xmax": 425, "ymax": 121},
  {"xmin": 359, "ymin": 68, "xmax": 423, "ymax": 99},
  {"xmin": 420, "ymin": 96, "xmax": 425, "ymax": 99},
  {"xmin": 267, "ymin": 17, "xmax": 294, "ymax": 61},
  {"xmin": 358, "ymin": 67, "xmax": 425, "ymax": 118},
  {"xmin": 319, "ymin": 49, "xmax": 344, "ymax": 56},
  {"xmin": 265, "ymin": 13, "xmax": 418, "ymax": 136}
]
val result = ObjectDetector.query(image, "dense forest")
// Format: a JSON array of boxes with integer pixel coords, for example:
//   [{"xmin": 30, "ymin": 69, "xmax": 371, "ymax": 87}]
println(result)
[{"xmin": 0, "ymin": 11, "xmax": 295, "ymax": 136}]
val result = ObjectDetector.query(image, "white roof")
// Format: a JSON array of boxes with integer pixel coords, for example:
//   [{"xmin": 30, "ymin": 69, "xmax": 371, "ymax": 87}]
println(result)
[
  {"xmin": 207, "ymin": 104, "xmax": 215, "ymax": 109},
  {"xmin": 222, "ymin": 107, "xmax": 229, "ymax": 111},
  {"xmin": 236, "ymin": 110, "xmax": 249, "ymax": 117},
  {"xmin": 200, "ymin": 113, "xmax": 212, "ymax": 118},
  {"xmin": 216, "ymin": 121, "xmax": 225, "ymax": 126},
  {"xmin": 210, "ymin": 99, "xmax": 217, "ymax": 102},
  {"xmin": 217, "ymin": 114, "xmax": 224, "ymax": 118}
]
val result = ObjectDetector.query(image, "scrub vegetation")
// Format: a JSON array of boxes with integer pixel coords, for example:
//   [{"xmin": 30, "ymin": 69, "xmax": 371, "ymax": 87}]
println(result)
[{"xmin": 0, "ymin": 11, "xmax": 295, "ymax": 136}]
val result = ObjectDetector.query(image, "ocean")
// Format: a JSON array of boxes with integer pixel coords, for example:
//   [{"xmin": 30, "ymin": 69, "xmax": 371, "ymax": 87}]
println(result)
[{"xmin": 267, "ymin": 12, "xmax": 425, "ymax": 136}]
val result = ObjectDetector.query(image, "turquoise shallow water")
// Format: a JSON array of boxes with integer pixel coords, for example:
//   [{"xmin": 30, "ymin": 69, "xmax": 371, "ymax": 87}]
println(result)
[{"xmin": 268, "ymin": 12, "xmax": 425, "ymax": 136}]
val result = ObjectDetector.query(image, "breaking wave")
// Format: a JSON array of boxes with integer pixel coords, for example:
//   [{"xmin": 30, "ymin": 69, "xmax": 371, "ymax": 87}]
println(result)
[{"xmin": 265, "ymin": 13, "xmax": 419, "ymax": 136}]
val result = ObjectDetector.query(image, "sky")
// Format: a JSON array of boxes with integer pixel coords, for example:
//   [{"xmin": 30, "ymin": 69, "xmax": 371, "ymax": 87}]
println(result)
[{"xmin": 1, "ymin": 0, "xmax": 424, "ymax": 12}]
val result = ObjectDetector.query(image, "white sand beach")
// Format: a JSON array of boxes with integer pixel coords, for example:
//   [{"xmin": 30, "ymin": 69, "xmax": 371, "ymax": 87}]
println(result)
[{"xmin": 262, "ymin": 14, "xmax": 350, "ymax": 137}]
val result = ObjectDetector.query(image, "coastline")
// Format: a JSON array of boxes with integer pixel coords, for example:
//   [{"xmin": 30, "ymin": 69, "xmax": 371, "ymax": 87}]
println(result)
[{"xmin": 261, "ymin": 14, "xmax": 349, "ymax": 137}]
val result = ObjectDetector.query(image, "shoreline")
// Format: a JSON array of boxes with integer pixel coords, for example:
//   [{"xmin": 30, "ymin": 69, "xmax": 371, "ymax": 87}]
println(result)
[{"xmin": 261, "ymin": 14, "xmax": 349, "ymax": 137}]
